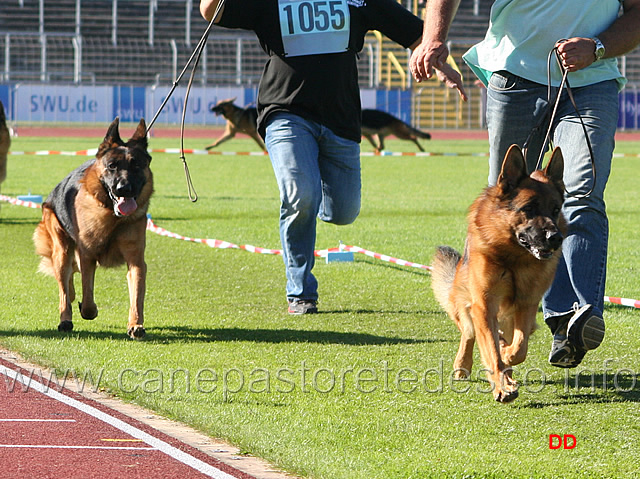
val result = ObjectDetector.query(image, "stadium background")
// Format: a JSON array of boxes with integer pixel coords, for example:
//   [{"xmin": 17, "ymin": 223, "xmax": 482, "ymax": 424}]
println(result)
[{"xmin": 1, "ymin": 0, "xmax": 639, "ymax": 130}]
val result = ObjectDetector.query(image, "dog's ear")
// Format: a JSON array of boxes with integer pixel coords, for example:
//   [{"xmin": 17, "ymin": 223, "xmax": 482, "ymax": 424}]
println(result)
[
  {"xmin": 544, "ymin": 146, "xmax": 565, "ymax": 193},
  {"xmin": 497, "ymin": 144, "xmax": 528, "ymax": 193},
  {"xmin": 98, "ymin": 117, "xmax": 123, "ymax": 157},
  {"xmin": 127, "ymin": 118, "xmax": 148, "ymax": 150}
]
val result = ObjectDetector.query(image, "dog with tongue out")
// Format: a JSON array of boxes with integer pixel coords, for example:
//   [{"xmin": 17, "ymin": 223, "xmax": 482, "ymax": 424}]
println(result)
[{"xmin": 34, "ymin": 117, "xmax": 154, "ymax": 339}]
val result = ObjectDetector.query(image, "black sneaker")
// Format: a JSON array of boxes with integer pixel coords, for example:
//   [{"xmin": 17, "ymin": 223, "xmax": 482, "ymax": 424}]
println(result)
[
  {"xmin": 549, "ymin": 332, "xmax": 586, "ymax": 368},
  {"xmin": 288, "ymin": 299, "xmax": 318, "ymax": 315},
  {"xmin": 567, "ymin": 304, "xmax": 605, "ymax": 351}
]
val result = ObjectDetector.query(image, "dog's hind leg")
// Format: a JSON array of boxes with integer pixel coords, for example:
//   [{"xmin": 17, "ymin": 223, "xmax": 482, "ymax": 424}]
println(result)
[
  {"xmin": 249, "ymin": 132, "xmax": 267, "ymax": 152},
  {"xmin": 411, "ymin": 137, "xmax": 425, "ymax": 152},
  {"xmin": 377, "ymin": 134, "xmax": 386, "ymax": 152},
  {"xmin": 452, "ymin": 311, "xmax": 475, "ymax": 379}
]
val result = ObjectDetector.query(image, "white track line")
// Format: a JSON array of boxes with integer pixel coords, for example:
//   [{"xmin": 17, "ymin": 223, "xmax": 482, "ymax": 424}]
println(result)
[
  {"xmin": 0, "ymin": 444, "xmax": 155, "ymax": 450},
  {"xmin": 0, "ymin": 365, "xmax": 238, "ymax": 479}
]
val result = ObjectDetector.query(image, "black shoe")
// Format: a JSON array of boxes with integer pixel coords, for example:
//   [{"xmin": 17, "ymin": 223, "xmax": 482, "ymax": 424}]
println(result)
[
  {"xmin": 288, "ymin": 299, "xmax": 318, "ymax": 315},
  {"xmin": 567, "ymin": 304, "xmax": 605, "ymax": 351}
]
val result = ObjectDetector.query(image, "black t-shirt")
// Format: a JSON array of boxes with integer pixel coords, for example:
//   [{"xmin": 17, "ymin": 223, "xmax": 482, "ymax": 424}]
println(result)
[{"xmin": 217, "ymin": 0, "xmax": 423, "ymax": 142}]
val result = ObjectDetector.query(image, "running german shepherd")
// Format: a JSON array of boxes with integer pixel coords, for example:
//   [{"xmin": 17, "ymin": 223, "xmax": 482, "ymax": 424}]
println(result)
[
  {"xmin": 206, "ymin": 97, "xmax": 266, "ymax": 152},
  {"xmin": 361, "ymin": 109, "xmax": 431, "ymax": 153},
  {"xmin": 0, "ymin": 101, "xmax": 10, "ymax": 189},
  {"xmin": 431, "ymin": 145, "xmax": 566, "ymax": 403},
  {"xmin": 33, "ymin": 118, "xmax": 153, "ymax": 339}
]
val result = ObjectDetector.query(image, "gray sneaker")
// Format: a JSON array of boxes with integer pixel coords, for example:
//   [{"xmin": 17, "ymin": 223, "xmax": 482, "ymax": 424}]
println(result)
[
  {"xmin": 548, "ymin": 320, "xmax": 585, "ymax": 368},
  {"xmin": 548, "ymin": 304, "xmax": 604, "ymax": 368},
  {"xmin": 288, "ymin": 299, "xmax": 318, "ymax": 315},
  {"xmin": 567, "ymin": 304, "xmax": 605, "ymax": 351}
]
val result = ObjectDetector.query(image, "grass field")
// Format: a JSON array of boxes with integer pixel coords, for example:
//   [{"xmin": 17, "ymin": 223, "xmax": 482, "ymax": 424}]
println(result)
[{"xmin": 2, "ymin": 132, "xmax": 640, "ymax": 478}]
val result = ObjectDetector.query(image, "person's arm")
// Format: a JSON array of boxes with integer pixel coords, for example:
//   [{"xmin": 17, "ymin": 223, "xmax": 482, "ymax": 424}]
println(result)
[
  {"xmin": 200, "ymin": 0, "xmax": 225, "ymax": 22},
  {"xmin": 409, "ymin": 0, "xmax": 466, "ymax": 100},
  {"xmin": 557, "ymin": 0, "xmax": 640, "ymax": 72}
]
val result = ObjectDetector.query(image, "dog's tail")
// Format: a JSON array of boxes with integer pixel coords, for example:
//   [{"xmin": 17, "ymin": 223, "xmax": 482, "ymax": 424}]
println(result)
[
  {"xmin": 430, "ymin": 246, "xmax": 460, "ymax": 310},
  {"xmin": 408, "ymin": 125, "xmax": 431, "ymax": 140}
]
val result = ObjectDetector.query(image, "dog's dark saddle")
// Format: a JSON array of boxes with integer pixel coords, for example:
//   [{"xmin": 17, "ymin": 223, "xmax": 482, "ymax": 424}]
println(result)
[{"xmin": 44, "ymin": 159, "xmax": 96, "ymax": 243}]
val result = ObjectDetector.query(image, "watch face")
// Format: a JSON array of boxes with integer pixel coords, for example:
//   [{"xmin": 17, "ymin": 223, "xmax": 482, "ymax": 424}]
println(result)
[{"xmin": 594, "ymin": 38, "xmax": 605, "ymax": 59}]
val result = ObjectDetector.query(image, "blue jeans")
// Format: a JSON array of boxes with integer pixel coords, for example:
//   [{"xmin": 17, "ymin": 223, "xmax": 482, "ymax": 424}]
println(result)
[
  {"xmin": 264, "ymin": 112, "xmax": 361, "ymax": 301},
  {"xmin": 486, "ymin": 72, "xmax": 618, "ymax": 323}
]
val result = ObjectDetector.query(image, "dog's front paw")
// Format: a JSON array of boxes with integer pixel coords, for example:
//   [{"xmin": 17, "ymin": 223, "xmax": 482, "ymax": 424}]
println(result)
[
  {"xmin": 494, "ymin": 388, "xmax": 519, "ymax": 403},
  {"xmin": 493, "ymin": 373, "xmax": 519, "ymax": 403},
  {"xmin": 58, "ymin": 320, "xmax": 74, "ymax": 332},
  {"xmin": 127, "ymin": 325, "xmax": 146, "ymax": 340},
  {"xmin": 78, "ymin": 302, "xmax": 98, "ymax": 320}
]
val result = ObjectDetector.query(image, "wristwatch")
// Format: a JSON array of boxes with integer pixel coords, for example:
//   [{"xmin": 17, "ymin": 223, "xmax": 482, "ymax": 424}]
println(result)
[{"xmin": 592, "ymin": 37, "xmax": 605, "ymax": 61}]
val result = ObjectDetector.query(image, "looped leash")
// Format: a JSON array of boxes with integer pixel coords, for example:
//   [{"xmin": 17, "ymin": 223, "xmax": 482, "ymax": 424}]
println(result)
[
  {"xmin": 525, "ymin": 40, "xmax": 597, "ymax": 199},
  {"xmin": 145, "ymin": 0, "xmax": 228, "ymax": 202}
]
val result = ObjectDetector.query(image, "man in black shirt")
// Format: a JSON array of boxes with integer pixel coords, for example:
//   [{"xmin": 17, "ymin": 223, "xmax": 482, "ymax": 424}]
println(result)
[{"xmin": 200, "ymin": 0, "xmax": 463, "ymax": 314}]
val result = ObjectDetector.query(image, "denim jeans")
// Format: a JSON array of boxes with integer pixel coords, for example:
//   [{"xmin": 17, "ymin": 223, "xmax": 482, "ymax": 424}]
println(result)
[
  {"xmin": 265, "ymin": 112, "xmax": 361, "ymax": 301},
  {"xmin": 486, "ymin": 71, "xmax": 618, "ymax": 322}
]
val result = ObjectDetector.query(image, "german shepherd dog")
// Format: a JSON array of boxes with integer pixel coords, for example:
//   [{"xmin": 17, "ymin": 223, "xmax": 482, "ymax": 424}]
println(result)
[
  {"xmin": 431, "ymin": 145, "xmax": 566, "ymax": 403},
  {"xmin": 0, "ymin": 101, "xmax": 10, "ymax": 190},
  {"xmin": 206, "ymin": 97, "xmax": 266, "ymax": 152},
  {"xmin": 33, "ymin": 118, "xmax": 153, "ymax": 339},
  {"xmin": 361, "ymin": 109, "xmax": 431, "ymax": 153}
]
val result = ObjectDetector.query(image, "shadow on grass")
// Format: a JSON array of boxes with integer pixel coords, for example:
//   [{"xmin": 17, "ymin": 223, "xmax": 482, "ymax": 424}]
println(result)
[
  {"xmin": 0, "ymin": 326, "xmax": 448, "ymax": 346},
  {"xmin": 0, "ymin": 217, "xmax": 40, "ymax": 225},
  {"xmin": 518, "ymin": 370, "xmax": 640, "ymax": 406}
]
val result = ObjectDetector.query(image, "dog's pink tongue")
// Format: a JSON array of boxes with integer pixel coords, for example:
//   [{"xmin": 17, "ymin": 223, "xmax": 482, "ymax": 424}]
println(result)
[{"xmin": 116, "ymin": 197, "xmax": 137, "ymax": 216}]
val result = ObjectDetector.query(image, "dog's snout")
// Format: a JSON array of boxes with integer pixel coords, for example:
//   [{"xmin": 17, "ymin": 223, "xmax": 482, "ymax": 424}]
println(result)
[
  {"xmin": 546, "ymin": 229, "xmax": 563, "ymax": 250},
  {"xmin": 114, "ymin": 180, "xmax": 133, "ymax": 197}
]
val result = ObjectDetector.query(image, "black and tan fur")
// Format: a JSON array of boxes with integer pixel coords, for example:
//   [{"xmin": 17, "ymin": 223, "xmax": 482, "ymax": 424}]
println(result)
[
  {"xmin": 361, "ymin": 109, "xmax": 431, "ymax": 153},
  {"xmin": 206, "ymin": 97, "xmax": 266, "ymax": 151},
  {"xmin": 33, "ymin": 118, "xmax": 153, "ymax": 339},
  {"xmin": 431, "ymin": 145, "xmax": 566, "ymax": 403}
]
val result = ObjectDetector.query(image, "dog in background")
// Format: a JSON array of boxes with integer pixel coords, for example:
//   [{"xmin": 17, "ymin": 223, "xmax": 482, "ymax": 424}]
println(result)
[
  {"xmin": 430, "ymin": 145, "xmax": 566, "ymax": 403},
  {"xmin": 0, "ymin": 101, "xmax": 10, "ymax": 190},
  {"xmin": 33, "ymin": 118, "xmax": 153, "ymax": 339},
  {"xmin": 206, "ymin": 98, "xmax": 266, "ymax": 152},
  {"xmin": 361, "ymin": 109, "xmax": 431, "ymax": 153}
]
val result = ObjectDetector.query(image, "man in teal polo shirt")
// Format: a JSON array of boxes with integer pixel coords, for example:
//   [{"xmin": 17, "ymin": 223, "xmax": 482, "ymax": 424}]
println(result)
[{"xmin": 411, "ymin": 0, "xmax": 640, "ymax": 368}]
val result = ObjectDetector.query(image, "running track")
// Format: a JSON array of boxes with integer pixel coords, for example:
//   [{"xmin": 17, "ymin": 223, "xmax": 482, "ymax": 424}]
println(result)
[{"xmin": 0, "ymin": 351, "xmax": 290, "ymax": 479}]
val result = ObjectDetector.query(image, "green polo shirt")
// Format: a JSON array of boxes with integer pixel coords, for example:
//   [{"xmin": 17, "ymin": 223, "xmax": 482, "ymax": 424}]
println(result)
[{"xmin": 463, "ymin": 0, "xmax": 626, "ymax": 91}]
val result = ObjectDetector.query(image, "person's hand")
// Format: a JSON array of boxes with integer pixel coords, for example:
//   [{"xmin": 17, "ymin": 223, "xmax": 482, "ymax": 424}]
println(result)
[
  {"xmin": 410, "ymin": 40, "xmax": 449, "ymax": 82},
  {"xmin": 434, "ymin": 62, "xmax": 468, "ymax": 101},
  {"xmin": 410, "ymin": 40, "xmax": 467, "ymax": 101},
  {"xmin": 555, "ymin": 38, "xmax": 598, "ymax": 72}
]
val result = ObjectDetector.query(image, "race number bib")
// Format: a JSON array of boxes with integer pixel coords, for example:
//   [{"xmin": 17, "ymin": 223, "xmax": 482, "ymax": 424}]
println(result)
[{"xmin": 278, "ymin": 0, "xmax": 351, "ymax": 57}]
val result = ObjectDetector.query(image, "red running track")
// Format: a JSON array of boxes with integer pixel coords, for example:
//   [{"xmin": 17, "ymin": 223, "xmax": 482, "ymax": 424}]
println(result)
[{"xmin": 0, "ymin": 356, "xmax": 255, "ymax": 479}]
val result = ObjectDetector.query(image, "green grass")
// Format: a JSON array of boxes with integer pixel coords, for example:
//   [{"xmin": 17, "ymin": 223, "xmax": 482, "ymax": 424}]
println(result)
[{"xmin": 2, "ymin": 133, "xmax": 640, "ymax": 478}]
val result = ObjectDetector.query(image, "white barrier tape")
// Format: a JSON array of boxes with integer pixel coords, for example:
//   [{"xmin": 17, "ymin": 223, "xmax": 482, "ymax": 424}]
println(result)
[
  {"xmin": 8, "ymin": 150, "xmax": 640, "ymax": 158},
  {"xmin": 0, "ymin": 194, "xmax": 42, "ymax": 209},
  {"xmin": 8, "ymin": 148, "xmax": 492, "ymax": 158},
  {"xmin": 604, "ymin": 296, "xmax": 640, "ymax": 309},
  {"xmin": 1, "ymin": 195, "xmax": 637, "ymax": 309}
]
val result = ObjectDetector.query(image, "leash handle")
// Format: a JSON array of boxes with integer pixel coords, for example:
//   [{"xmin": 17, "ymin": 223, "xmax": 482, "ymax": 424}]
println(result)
[
  {"xmin": 532, "ymin": 41, "xmax": 597, "ymax": 199},
  {"xmin": 144, "ymin": 0, "xmax": 228, "ymax": 202}
]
